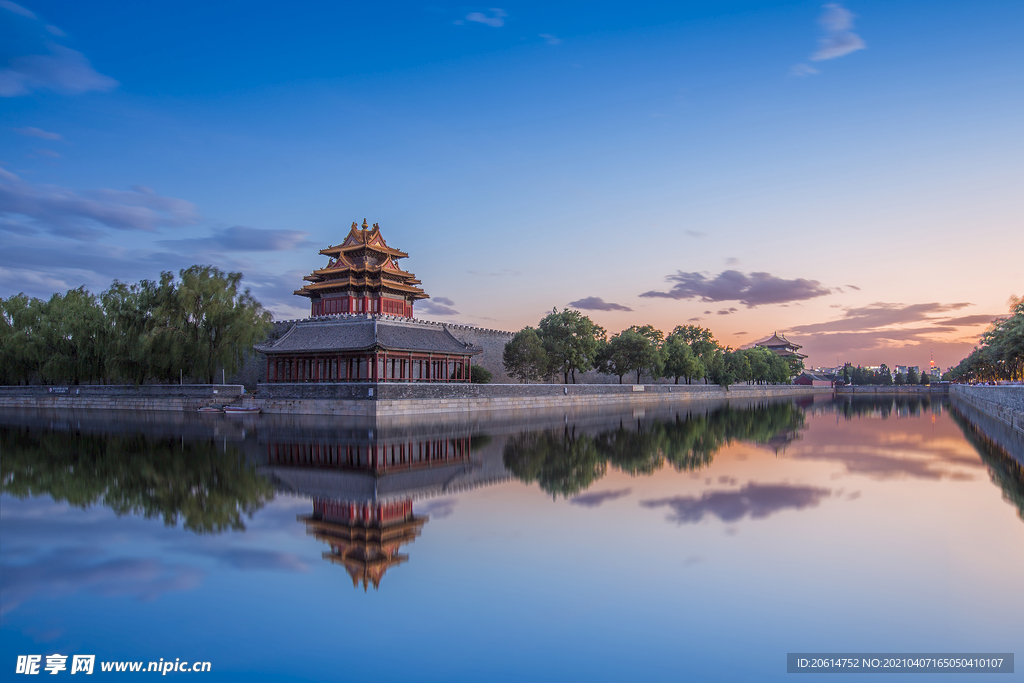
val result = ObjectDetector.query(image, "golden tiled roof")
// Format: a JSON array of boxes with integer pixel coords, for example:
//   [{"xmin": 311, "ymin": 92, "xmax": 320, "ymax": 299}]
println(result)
[{"xmin": 296, "ymin": 220, "xmax": 427, "ymax": 301}]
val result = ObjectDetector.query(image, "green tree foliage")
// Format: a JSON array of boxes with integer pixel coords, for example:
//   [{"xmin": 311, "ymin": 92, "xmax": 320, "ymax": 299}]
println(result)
[
  {"xmin": 0, "ymin": 266, "xmax": 271, "ymax": 385},
  {"xmin": 0, "ymin": 294, "xmax": 46, "ymax": 385},
  {"xmin": 502, "ymin": 427, "xmax": 607, "ymax": 497},
  {"xmin": 503, "ymin": 403, "xmax": 807, "ymax": 497},
  {"xmin": 537, "ymin": 308, "xmax": 606, "ymax": 384},
  {"xmin": 919, "ymin": 371, "xmax": 930, "ymax": 385},
  {"xmin": 879, "ymin": 364, "xmax": 894, "ymax": 386},
  {"xmin": 846, "ymin": 364, "xmax": 899, "ymax": 386},
  {"xmin": 906, "ymin": 367, "xmax": 919, "ymax": 385},
  {"xmin": 596, "ymin": 328, "xmax": 662, "ymax": 384},
  {"xmin": 661, "ymin": 334, "xmax": 703, "ymax": 384},
  {"xmin": 158, "ymin": 266, "xmax": 273, "ymax": 384},
  {"xmin": 949, "ymin": 297, "xmax": 1024, "ymax": 383},
  {"xmin": 894, "ymin": 372, "xmax": 906, "ymax": 386},
  {"xmin": 0, "ymin": 428, "xmax": 275, "ymax": 533},
  {"xmin": 502, "ymin": 327, "xmax": 549, "ymax": 383},
  {"xmin": 624, "ymin": 325, "xmax": 664, "ymax": 383},
  {"xmin": 470, "ymin": 364, "xmax": 492, "ymax": 384},
  {"xmin": 671, "ymin": 325, "xmax": 723, "ymax": 384}
]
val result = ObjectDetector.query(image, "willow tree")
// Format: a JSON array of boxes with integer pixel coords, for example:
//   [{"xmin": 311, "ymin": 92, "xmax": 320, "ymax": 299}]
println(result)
[{"xmin": 155, "ymin": 266, "xmax": 272, "ymax": 384}]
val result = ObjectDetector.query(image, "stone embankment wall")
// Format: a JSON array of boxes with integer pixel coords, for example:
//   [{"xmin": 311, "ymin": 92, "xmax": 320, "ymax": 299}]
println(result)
[
  {"xmin": 442, "ymin": 323, "xmax": 515, "ymax": 383},
  {"xmin": 255, "ymin": 383, "xmax": 831, "ymax": 417},
  {"xmin": 836, "ymin": 385, "xmax": 949, "ymax": 395},
  {"xmin": 0, "ymin": 385, "xmax": 243, "ymax": 412},
  {"xmin": 951, "ymin": 385, "xmax": 1024, "ymax": 435}
]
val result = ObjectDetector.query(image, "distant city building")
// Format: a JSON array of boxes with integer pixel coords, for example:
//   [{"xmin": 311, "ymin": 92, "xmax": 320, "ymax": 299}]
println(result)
[{"xmin": 894, "ymin": 365, "xmax": 920, "ymax": 377}]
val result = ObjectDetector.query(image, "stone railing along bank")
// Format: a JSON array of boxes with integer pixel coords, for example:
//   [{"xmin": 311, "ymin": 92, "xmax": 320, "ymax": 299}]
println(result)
[
  {"xmin": 950, "ymin": 385, "xmax": 1024, "ymax": 435},
  {"xmin": 836, "ymin": 384, "xmax": 949, "ymax": 395},
  {"xmin": 0, "ymin": 383, "xmax": 832, "ymax": 416},
  {"xmin": 0, "ymin": 384, "xmax": 243, "ymax": 412}
]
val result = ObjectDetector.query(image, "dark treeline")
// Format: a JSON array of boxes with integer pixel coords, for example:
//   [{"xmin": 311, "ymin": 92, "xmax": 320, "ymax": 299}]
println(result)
[
  {"xmin": 0, "ymin": 427, "xmax": 275, "ymax": 533},
  {"xmin": 829, "ymin": 396, "xmax": 938, "ymax": 420},
  {"xmin": 503, "ymin": 402, "xmax": 806, "ymax": 497},
  {"xmin": 947, "ymin": 297, "xmax": 1024, "ymax": 383},
  {"xmin": 0, "ymin": 266, "xmax": 272, "ymax": 386},
  {"xmin": 503, "ymin": 309, "xmax": 800, "ymax": 385},
  {"xmin": 835, "ymin": 364, "xmax": 932, "ymax": 386}
]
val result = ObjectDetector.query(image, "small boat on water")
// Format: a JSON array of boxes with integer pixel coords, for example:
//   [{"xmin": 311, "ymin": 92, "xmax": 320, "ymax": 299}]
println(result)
[
  {"xmin": 223, "ymin": 405, "xmax": 260, "ymax": 414},
  {"xmin": 198, "ymin": 405, "xmax": 224, "ymax": 413}
]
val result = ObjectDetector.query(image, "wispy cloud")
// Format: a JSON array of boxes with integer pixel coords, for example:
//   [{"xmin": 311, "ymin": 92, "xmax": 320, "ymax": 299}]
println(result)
[
  {"xmin": 642, "ymin": 483, "xmax": 831, "ymax": 524},
  {"xmin": 569, "ymin": 296, "xmax": 632, "ymax": 312},
  {"xmin": 941, "ymin": 314, "xmax": 1002, "ymax": 327},
  {"xmin": 13, "ymin": 126, "xmax": 62, "ymax": 141},
  {"xmin": 791, "ymin": 302, "xmax": 971, "ymax": 334},
  {"xmin": 811, "ymin": 3, "xmax": 866, "ymax": 61},
  {"xmin": 0, "ymin": 2, "xmax": 118, "ymax": 97},
  {"xmin": 0, "ymin": 42, "xmax": 118, "ymax": 97},
  {"xmin": 159, "ymin": 225, "xmax": 310, "ymax": 253},
  {"xmin": 1, "ymin": 550, "xmax": 203, "ymax": 617},
  {"xmin": 685, "ymin": 229, "xmax": 705, "ymax": 238},
  {"xmin": 0, "ymin": 170, "xmax": 198, "ymax": 239},
  {"xmin": 790, "ymin": 63, "xmax": 820, "ymax": 77},
  {"xmin": 570, "ymin": 488, "xmax": 631, "ymax": 508},
  {"xmin": 539, "ymin": 33, "xmax": 561, "ymax": 45},
  {"xmin": 467, "ymin": 268, "xmax": 520, "ymax": 277},
  {"xmin": 0, "ymin": 0, "xmax": 35, "ymax": 19},
  {"xmin": 465, "ymin": 8, "xmax": 506, "ymax": 27},
  {"xmin": 641, "ymin": 270, "xmax": 832, "ymax": 307},
  {"xmin": 417, "ymin": 498, "xmax": 457, "ymax": 518},
  {"xmin": 717, "ymin": 307, "xmax": 738, "ymax": 315},
  {"xmin": 419, "ymin": 298, "xmax": 460, "ymax": 315}
]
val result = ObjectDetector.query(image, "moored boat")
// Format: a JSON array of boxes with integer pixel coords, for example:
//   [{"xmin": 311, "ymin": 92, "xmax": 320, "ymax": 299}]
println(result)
[
  {"xmin": 198, "ymin": 405, "xmax": 224, "ymax": 413},
  {"xmin": 223, "ymin": 405, "xmax": 260, "ymax": 414}
]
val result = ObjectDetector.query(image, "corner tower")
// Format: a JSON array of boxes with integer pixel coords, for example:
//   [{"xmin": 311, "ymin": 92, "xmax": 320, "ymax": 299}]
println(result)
[{"xmin": 296, "ymin": 219, "xmax": 428, "ymax": 317}]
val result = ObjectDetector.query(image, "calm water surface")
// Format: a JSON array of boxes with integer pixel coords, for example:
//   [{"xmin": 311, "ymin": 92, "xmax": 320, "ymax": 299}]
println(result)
[{"xmin": 2, "ymin": 397, "xmax": 1022, "ymax": 682}]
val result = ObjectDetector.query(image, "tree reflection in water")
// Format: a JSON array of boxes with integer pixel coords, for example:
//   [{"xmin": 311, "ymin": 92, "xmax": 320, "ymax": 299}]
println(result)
[
  {"xmin": 0, "ymin": 428, "xmax": 274, "ymax": 533},
  {"xmin": 503, "ymin": 402, "xmax": 807, "ymax": 498}
]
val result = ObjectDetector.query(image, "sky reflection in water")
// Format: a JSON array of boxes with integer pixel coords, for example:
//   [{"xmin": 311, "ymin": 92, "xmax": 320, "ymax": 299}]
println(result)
[{"xmin": 1, "ymin": 398, "xmax": 1022, "ymax": 682}]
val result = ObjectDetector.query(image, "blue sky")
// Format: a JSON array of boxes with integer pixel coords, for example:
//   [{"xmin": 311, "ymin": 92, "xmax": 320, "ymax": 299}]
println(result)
[{"xmin": 2, "ymin": 0, "xmax": 1022, "ymax": 369}]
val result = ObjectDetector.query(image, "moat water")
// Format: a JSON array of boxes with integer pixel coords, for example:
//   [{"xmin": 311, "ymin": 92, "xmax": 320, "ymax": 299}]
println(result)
[{"xmin": 1, "ymin": 397, "xmax": 1021, "ymax": 681}]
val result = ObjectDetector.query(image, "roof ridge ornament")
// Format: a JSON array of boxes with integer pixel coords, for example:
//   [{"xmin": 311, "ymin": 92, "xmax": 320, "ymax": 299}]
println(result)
[{"xmin": 362, "ymin": 218, "xmax": 369, "ymax": 229}]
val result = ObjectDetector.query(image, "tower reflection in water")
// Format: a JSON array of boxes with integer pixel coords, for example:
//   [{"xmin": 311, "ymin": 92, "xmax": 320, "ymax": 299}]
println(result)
[{"xmin": 263, "ymin": 430, "xmax": 505, "ymax": 590}]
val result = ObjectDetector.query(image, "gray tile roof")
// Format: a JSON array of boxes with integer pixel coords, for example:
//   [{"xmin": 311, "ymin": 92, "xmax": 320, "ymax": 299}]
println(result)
[{"xmin": 256, "ymin": 316, "xmax": 481, "ymax": 355}]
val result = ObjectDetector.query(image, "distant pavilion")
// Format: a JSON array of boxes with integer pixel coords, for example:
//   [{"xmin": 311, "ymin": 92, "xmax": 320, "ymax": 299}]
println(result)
[
  {"xmin": 257, "ymin": 220, "xmax": 480, "ymax": 383},
  {"xmin": 754, "ymin": 332, "xmax": 808, "ymax": 363}
]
